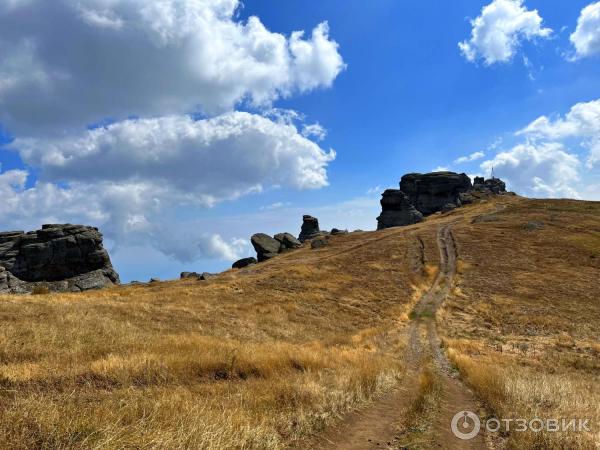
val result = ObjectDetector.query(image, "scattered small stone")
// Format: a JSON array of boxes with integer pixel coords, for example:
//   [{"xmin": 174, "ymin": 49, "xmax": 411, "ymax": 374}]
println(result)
[
  {"xmin": 523, "ymin": 221, "xmax": 545, "ymax": 232},
  {"xmin": 472, "ymin": 214, "xmax": 499, "ymax": 224}
]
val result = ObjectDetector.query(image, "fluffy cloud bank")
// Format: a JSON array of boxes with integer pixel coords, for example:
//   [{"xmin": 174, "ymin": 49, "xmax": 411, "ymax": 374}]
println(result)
[
  {"xmin": 459, "ymin": 0, "xmax": 552, "ymax": 65},
  {"xmin": 518, "ymin": 99, "xmax": 600, "ymax": 168},
  {"xmin": 1, "ymin": 112, "xmax": 335, "ymax": 261},
  {"xmin": 0, "ymin": 0, "xmax": 345, "ymax": 136},
  {"xmin": 0, "ymin": 0, "xmax": 345, "ymax": 265},
  {"xmin": 479, "ymin": 99, "xmax": 600, "ymax": 199},
  {"xmin": 570, "ymin": 1, "xmax": 600, "ymax": 59},
  {"xmin": 481, "ymin": 143, "xmax": 581, "ymax": 198},
  {"xmin": 454, "ymin": 151, "xmax": 485, "ymax": 164},
  {"xmin": 13, "ymin": 112, "xmax": 336, "ymax": 202}
]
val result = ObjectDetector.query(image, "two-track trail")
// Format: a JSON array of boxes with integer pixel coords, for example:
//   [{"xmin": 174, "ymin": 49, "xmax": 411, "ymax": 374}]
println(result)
[{"xmin": 308, "ymin": 223, "xmax": 488, "ymax": 450}]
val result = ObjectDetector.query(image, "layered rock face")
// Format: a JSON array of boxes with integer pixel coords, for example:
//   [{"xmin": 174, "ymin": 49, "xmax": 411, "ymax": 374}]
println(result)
[
  {"xmin": 376, "ymin": 190, "xmax": 423, "ymax": 230},
  {"xmin": 0, "ymin": 224, "xmax": 120, "ymax": 294},
  {"xmin": 377, "ymin": 172, "xmax": 508, "ymax": 230},
  {"xmin": 298, "ymin": 215, "xmax": 322, "ymax": 242},
  {"xmin": 400, "ymin": 172, "xmax": 472, "ymax": 215},
  {"xmin": 473, "ymin": 176, "xmax": 506, "ymax": 194}
]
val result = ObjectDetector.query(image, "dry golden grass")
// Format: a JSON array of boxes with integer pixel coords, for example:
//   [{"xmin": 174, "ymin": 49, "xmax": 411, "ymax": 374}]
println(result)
[
  {"xmin": 1, "ymin": 196, "xmax": 598, "ymax": 449},
  {"xmin": 439, "ymin": 197, "xmax": 600, "ymax": 449},
  {"xmin": 0, "ymin": 226, "xmax": 430, "ymax": 449}
]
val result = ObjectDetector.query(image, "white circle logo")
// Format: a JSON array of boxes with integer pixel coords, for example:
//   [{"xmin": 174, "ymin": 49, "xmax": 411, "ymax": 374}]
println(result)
[{"xmin": 451, "ymin": 410, "xmax": 481, "ymax": 440}]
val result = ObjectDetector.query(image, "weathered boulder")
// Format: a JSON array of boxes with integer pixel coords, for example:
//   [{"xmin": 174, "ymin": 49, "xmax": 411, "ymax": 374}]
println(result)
[
  {"xmin": 311, "ymin": 238, "xmax": 328, "ymax": 249},
  {"xmin": 400, "ymin": 172, "xmax": 472, "ymax": 215},
  {"xmin": 180, "ymin": 271, "xmax": 199, "ymax": 279},
  {"xmin": 484, "ymin": 178, "xmax": 506, "ymax": 194},
  {"xmin": 330, "ymin": 228, "xmax": 348, "ymax": 235},
  {"xmin": 199, "ymin": 272, "xmax": 215, "ymax": 280},
  {"xmin": 258, "ymin": 252, "xmax": 279, "ymax": 262},
  {"xmin": 232, "ymin": 257, "xmax": 257, "ymax": 269},
  {"xmin": 180, "ymin": 271, "xmax": 214, "ymax": 280},
  {"xmin": 298, "ymin": 215, "xmax": 321, "ymax": 242},
  {"xmin": 377, "ymin": 189, "xmax": 423, "ymax": 230},
  {"xmin": 251, "ymin": 233, "xmax": 282, "ymax": 262},
  {"xmin": 0, "ymin": 224, "xmax": 119, "ymax": 294},
  {"xmin": 274, "ymin": 232, "xmax": 302, "ymax": 250}
]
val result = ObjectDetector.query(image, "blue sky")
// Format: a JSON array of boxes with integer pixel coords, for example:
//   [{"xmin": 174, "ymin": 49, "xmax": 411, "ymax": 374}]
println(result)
[{"xmin": 1, "ymin": 0, "xmax": 599, "ymax": 281}]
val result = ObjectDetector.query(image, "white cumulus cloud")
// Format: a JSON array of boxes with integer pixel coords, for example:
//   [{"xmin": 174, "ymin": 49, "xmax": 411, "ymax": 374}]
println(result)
[
  {"xmin": 480, "ymin": 143, "xmax": 581, "ymax": 198},
  {"xmin": 454, "ymin": 151, "xmax": 485, "ymax": 164},
  {"xmin": 1, "ymin": 112, "xmax": 335, "ymax": 261},
  {"xmin": 0, "ymin": 0, "xmax": 345, "ymax": 136},
  {"xmin": 12, "ymin": 112, "xmax": 336, "ymax": 201},
  {"xmin": 0, "ymin": 0, "xmax": 345, "ymax": 268},
  {"xmin": 518, "ymin": 99, "xmax": 600, "ymax": 168},
  {"xmin": 459, "ymin": 0, "xmax": 552, "ymax": 65},
  {"xmin": 0, "ymin": 170, "xmax": 249, "ymax": 262},
  {"xmin": 570, "ymin": 1, "xmax": 600, "ymax": 59}
]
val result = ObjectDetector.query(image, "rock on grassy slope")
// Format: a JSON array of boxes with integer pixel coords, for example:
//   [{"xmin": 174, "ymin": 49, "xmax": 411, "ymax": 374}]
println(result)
[
  {"xmin": 0, "ymin": 224, "xmax": 119, "ymax": 294},
  {"xmin": 0, "ymin": 196, "xmax": 598, "ymax": 449}
]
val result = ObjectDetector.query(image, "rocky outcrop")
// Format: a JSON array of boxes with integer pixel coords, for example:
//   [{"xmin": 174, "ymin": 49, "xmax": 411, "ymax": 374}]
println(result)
[
  {"xmin": 232, "ymin": 257, "xmax": 257, "ymax": 269},
  {"xmin": 473, "ymin": 176, "xmax": 506, "ymax": 194},
  {"xmin": 251, "ymin": 233, "xmax": 282, "ymax": 262},
  {"xmin": 400, "ymin": 172, "xmax": 472, "ymax": 215},
  {"xmin": 298, "ymin": 215, "xmax": 322, "ymax": 242},
  {"xmin": 377, "ymin": 172, "xmax": 509, "ymax": 230},
  {"xmin": 377, "ymin": 189, "xmax": 424, "ymax": 230},
  {"xmin": 274, "ymin": 233, "xmax": 302, "ymax": 250},
  {"xmin": 0, "ymin": 224, "xmax": 119, "ymax": 294}
]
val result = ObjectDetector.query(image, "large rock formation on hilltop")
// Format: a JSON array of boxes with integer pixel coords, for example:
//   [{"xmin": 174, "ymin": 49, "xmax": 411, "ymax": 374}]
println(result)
[
  {"xmin": 377, "ymin": 172, "xmax": 508, "ymax": 230},
  {"xmin": 400, "ymin": 172, "xmax": 473, "ymax": 215},
  {"xmin": 0, "ymin": 224, "xmax": 120, "ymax": 294},
  {"xmin": 473, "ymin": 176, "xmax": 506, "ymax": 194},
  {"xmin": 377, "ymin": 189, "xmax": 423, "ymax": 230}
]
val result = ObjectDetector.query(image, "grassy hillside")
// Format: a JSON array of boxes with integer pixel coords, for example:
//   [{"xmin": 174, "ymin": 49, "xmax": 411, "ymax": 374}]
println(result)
[
  {"xmin": 0, "ymin": 196, "xmax": 598, "ymax": 449},
  {"xmin": 439, "ymin": 198, "xmax": 600, "ymax": 449}
]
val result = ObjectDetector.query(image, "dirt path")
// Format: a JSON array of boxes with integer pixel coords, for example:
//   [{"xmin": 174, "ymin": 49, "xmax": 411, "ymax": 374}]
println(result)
[{"xmin": 309, "ymin": 224, "xmax": 488, "ymax": 450}]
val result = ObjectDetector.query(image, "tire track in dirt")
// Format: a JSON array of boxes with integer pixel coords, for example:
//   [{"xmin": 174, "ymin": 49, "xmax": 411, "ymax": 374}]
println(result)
[
  {"xmin": 414, "ymin": 224, "xmax": 486, "ymax": 450},
  {"xmin": 308, "ymin": 223, "xmax": 488, "ymax": 450}
]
